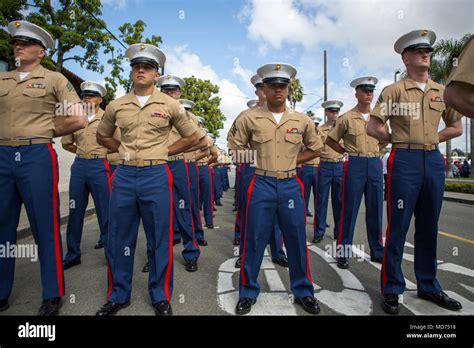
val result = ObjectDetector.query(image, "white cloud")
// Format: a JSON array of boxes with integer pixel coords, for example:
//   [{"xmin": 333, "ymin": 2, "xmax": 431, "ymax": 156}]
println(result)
[
  {"xmin": 164, "ymin": 45, "xmax": 250, "ymax": 148},
  {"xmin": 241, "ymin": 0, "xmax": 473, "ymax": 71}
]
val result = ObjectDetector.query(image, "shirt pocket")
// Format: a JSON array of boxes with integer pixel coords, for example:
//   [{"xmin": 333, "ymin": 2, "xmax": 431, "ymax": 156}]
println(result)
[
  {"xmin": 346, "ymin": 125, "xmax": 365, "ymax": 149},
  {"xmin": 252, "ymin": 132, "xmax": 273, "ymax": 157},
  {"xmin": 428, "ymin": 101, "xmax": 446, "ymax": 126},
  {"xmin": 0, "ymin": 88, "xmax": 10, "ymax": 115},
  {"xmin": 284, "ymin": 133, "xmax": 303, "ymax": 158},
  {"xmin": 22, "ymin": 88, "xmax": 47, "ymax": 112}
]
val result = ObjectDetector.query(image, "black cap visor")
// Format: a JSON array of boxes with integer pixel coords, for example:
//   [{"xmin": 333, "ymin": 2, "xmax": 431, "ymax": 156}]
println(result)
[
  {"xmin": 402, "ymin": 43, "xmax": 433, "ymax": 54},
  {"xmin": 263, "ymin": 77, "xmax": 290, "ymax": 85},
  {"xmin": 130, "ymin": 57, "xmax": 159, "ymax": 69},
  {"xmin": 11, "ymin": 35, "xmax": 45, "ymax": 49}
]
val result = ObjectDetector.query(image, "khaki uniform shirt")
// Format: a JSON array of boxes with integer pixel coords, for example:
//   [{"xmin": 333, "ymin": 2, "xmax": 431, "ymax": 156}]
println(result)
[
  {"xmin": 197, "ymin": 137, "xmax": 218, "ymax": 164},
  {"xmin": 167, "ymin": 110, "xmax": 206, "ymax": 160},
  {"xmin": 302, "ymin": 123, "xmax": 320, "ymax": 166},
  {"xmin": 447, "ymin": 35, "xmax": 474, "ymax": 86},
  {"xmin": 0, "ymin": 65, "xmax": 80, "ymax": 139},
  {"xmin": 97, "ymin": 88, "xmax": 198, "ymax": 162},
  {"xmin": 230, "ymin": 106, "xmax": 323, "ymax": 171},
  {"xmin": 318, "ymin": 122, "xmax": 344, "ymax": 161},
  {"xmin": 61, "ymin": 109, "xmax": 109, "ymax": 156},
  {"xmin": 371, "ymin": 78, "xmax": 462, "ymax": 145},
  {"xmin": 106, "ymin": 128, "xmax": 122, "ymax": 165},
  {"xmin": 328, "ymin": 106, "xmax": 380, "ymax": 155}
]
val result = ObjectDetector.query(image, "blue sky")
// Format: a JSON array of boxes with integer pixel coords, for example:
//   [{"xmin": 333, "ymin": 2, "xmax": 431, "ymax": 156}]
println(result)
[{"xmin": 51, "ymin": 0, "xmax": 474, "ymax": 152}]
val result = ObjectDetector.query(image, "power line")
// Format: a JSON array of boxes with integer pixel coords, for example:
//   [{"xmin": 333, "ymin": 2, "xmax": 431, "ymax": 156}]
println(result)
[{"xmin": 75, "ymin": 0, "xmax": 127, "ymax": 49}]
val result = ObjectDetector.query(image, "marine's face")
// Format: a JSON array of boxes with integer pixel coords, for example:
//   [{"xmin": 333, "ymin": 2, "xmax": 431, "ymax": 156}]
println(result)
[
  {"xmin": 355, "ymin": 87, "xmax": 374, "ymax": 104},
  {"xmin": 82, "ymin": 94, "xmax": 102, "ymax": 110},
  {"xmin": 402, "ymin": 48, "xmax": 431, "ymax": 70},
  {"xmin": 325, "ymin": 109, "xmax": 339, "ymax": 122},
  {"xmin": 13, "ymin": 40, "xmax": 45, "ymax": 63},
  {"xmin": 131, "ymin": 63, "xmax": 159, "ymax": 87},
  {"xmin": 263, "ymin": 83, "xmax": 288, "ymax": 105},
  {"xmin": 255, "ymin": 85, "xmax": 266, "ymax": 102},
  {"xmin": 161, "ymin": 87, "xmax": 181, "ymax": 100}
]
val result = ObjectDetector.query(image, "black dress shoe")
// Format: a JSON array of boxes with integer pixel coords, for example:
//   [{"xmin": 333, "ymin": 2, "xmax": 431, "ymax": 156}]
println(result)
[
  {"xmin": 235, "ymin": 297, "xmax": 256, "ymax": 315},
  {"xmin": 213, "ymin": 207, "xmax": 217, "ymax": 211},
  {"xmin": 272, "ymin": 256, "xmax": 289, "ymax": 268},
  {"xmin": 153, "ymin": 301, "xmax": 172, "ymax": 316},
  {"xmin": 326, "ymin": 224, "xmax": 330, "ymax": 228},
  {"xmin": 295, "ymin": 296, "xmax": 320, "ymax": 314},
  {"xmin": 0, "ymin": 299, "xmax": 10, "ymax": 312},
  {"xmin": 94, "ymin": 240, "xmax": 104, "ymax": 249},
  {"xmin": 142, "ymin": 262, "xmax": 149, "ymax": 273},
  {"xmin": 96, "ymin": 301, "xmax": 130, "ymax": 316},
  {"xmin": 370, "ymin": 256, "xmax": 383, "ymax": 263},
  {"xmin": 418, "ymin": 291, "xmax": 462, "ymax": 311},
  {"xmin": 197, "ymin": 239, "xmax": 208, "ymax": 246},
  {"xmin": 173, "ymin": 240, "xmax": 181, "ymax": 246},
  {"xmin": 185, "ymin": 260, "xmax": 198, "ymax": 272},
  {"xmin": 38, "ymin": 297, "xmax": 61, "ymax": 316},
  {"xmin": 205, "ymin": 224, "xmax": 214, "ymax": 229},
  {"xmin": 306, "ymin": 212, "xmax": 313, "ymax": 217},
  {"xmin": 312, "ymin": 236, "xmax": 323, "ymax": 244},
  {"xmin": 382, "ymin": 294, "xmax": 400, "ymax": 314},
  {"xmin": 336, "ymin": 257, "xmax": 349, "ymax": 269},
  {"xmin": 234, "ymin": 257, "xmax": 242, "ymax": 268},
  {"xmin": 63, "ymin": 258, "xmax": 81, "ymax": 270},
  {"xmin": 216, "ymin": 201, "xmax": 223, "ymax": 206},
  {"xmin": 232, "ymin": 207, "xmax": 237, "ymax": 212},
  {"xmin": 233, "ymin": 238, "xmax": 240, "ymax": 246}
]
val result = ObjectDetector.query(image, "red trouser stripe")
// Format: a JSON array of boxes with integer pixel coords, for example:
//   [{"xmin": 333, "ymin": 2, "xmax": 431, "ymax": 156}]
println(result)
[
  {"xmin": 47, "ymin": 144, "xmax": 64, "ymax": 297},
  {"xmin": 240, "ymin": 174, "xmax": 256, "ymax": 287},
  {"xmin": 296, "ymin": 175, "xmax": 312, "ymax": 283},
  {"xmin": 164, "ymin": 164, "xmax": 174, "ymax": 301},
  {"xmin": 184, "ymin": 161, "xmax": 199, "ymax": 249},
  {"xmin": 103, "ymin": 159, "xmax": 113, "ymax": 193},
  {"xmin": 381, "ymin": 149, "xmax": 396, "ymax": 294}
]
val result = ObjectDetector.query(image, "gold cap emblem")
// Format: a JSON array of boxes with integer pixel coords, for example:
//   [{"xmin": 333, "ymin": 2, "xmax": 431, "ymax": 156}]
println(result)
[
  {"xmin": 140, "ymin": 44, "xmax": 146, "ymax": 51},
  {"xmin": 15, "ymin": 21, "xmax": 21, "ymax": 28},
  {"xmin": 275, "ymin": 64, "xmax": 281, "ymax": 71},
  {"xmin": 421, "ymin": 30, "xmax": 428, "ymax": 37}
]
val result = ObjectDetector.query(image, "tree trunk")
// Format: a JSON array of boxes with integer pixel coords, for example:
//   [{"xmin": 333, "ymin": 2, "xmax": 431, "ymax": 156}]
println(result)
[{"xmin": 446, "ymin": 139, "xmax": 453, "ymax": 177}]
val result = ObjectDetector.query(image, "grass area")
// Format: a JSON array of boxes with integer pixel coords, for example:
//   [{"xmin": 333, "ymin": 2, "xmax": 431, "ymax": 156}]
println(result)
[
  {"xmin": 446, "ymin": 177, "xmax": 474, "ymax": 180},
  {"xmin": 445, "ymin": 182, "xmax": 474, "ymax": 194}
]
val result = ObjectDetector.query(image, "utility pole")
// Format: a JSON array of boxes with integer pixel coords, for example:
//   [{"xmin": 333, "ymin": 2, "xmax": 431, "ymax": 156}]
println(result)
[{"xmin": 324, "ymin": 49, "xmax": 327, "ymax": 122}]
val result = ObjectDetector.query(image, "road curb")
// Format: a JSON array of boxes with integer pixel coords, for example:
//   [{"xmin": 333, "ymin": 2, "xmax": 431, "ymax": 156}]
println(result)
[
  {"xmin": 443, "ymin": 196, "xmax": 474, "ymax": 205},
  {"xmin": 17, "ymin": 207, "xmax": 97, "ymax": 241}
]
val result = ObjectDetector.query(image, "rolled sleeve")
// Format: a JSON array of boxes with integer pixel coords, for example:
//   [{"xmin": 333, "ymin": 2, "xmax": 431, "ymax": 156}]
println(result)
[
  {"xmin": 442, "ymin": 105, "xmax": 463, "ymax": 125},
  {"xmin": 328, "ymin": 117, "xmax": 347, "ymax": 142},
  {"xmin": 303, "ymin": 119, "xmax": 323, "ymax": 152},
  {"xmin": 371, "ymin": 86, "xmax": 394, "ymax": 124},
  {"xmin": 97, "ymin": 103, "xmax": 117, "ymax": 137},
  {"xmin": 171, "ymin": 102, "xmax": 198, "ymax": 137},
  {"xmin": 447, "ymin": 36, "xmax": 474, "ymax": 86},
  {"xmin": 61, "ymin": 133, "xmax": 74, "ymax": 146},
  {"xmin": 228, "ymin": 113, "xmax": 249, "ymax": 151}
]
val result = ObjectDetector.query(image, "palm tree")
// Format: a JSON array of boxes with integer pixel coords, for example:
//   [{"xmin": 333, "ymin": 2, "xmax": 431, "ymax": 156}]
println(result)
[
  {"xmin": 288, "ymin": 77, "xmax": 303, "ymax": 110},
  {"xmin": 429, "ymin": 34, "xmax": 471, "ymax": 177},
  {"xmin": 306, "ymin": 110, "xmax": 315, "ymax": 117}
]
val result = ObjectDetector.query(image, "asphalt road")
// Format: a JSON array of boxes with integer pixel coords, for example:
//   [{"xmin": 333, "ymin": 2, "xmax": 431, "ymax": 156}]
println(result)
[{"xmin": 3, "ymin": 169, "xmax": 473, "ymax": 316}]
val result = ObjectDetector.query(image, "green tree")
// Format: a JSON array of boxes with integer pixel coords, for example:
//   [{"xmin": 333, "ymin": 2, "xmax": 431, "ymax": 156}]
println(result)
[
  {"xmin": 288, "ymin": 77, "xmax": 303, "ymax": 110},
  {"xmin": 22, "ymin": 0, "xmax": 111, "ymax": 72},
  {"xmin": 306, "ymin": 110, "xmax": 315, "ymax": 117},
  {"xmin": 103, "ymin": 20, "xmax": 163, "ymax": 100},
  {"xmin": 0, "ymin": 0, "xmax": 28, "ymax": 66},
  {"xmin": 429, "ymin": 34, "xmax": 471, "ymax": 177},
  {"xmin": 180, "ymin": 76, "xmax": 225, "ymax": 138}
]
